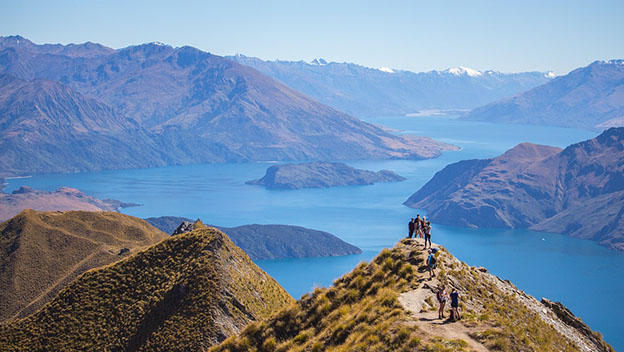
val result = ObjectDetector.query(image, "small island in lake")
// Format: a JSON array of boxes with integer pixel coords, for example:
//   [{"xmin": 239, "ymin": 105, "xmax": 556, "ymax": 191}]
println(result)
[{"xmin": 246, "ymin": 162, "xmax": 406, "ymax": 190}]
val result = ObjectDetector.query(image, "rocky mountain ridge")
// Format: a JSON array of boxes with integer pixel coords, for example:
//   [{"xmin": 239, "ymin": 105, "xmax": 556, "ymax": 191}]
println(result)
[
  {"xmin": 404, "ymin": 127, "xmax": 624, "ymax": 250},
  {"xmin": 464, "ymin": 59, "xmax": 624, "ymax": 130},
  {"xmin": 213, "ymin": 238, "xmax": 613, "ymax": 351},
  {"xmin": 0, "ymin": 36, "xmax": 456, "ymax": 175},
  {"xmin": 228, "ymin": 54, "xmax": 553, "ymax": 117}
]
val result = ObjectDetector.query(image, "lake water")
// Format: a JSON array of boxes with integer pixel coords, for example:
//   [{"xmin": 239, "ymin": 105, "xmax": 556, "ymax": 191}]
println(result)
[{"xmin": 7, "ymin": 116, "xmax": 623, "ymax": 350}]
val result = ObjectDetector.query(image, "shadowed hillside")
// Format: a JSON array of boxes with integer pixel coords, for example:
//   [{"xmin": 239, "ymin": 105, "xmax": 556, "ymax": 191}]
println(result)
[
  {"xmin": 213, "ymin": 239, "xmax": 613, "ymax": 352},
  {"xmin": 404, "ymin": 127, "xmax": 624, "ymax": 250},
  {"xmin": 464, "ymin": 60, "xmax": 624, "ymax": 130},
  {"xmin": 0, "ymin": 36, "xmax": 457, "ymax": 175},
  {"xmin": 0, "ymin": 221, "xmax": 293, "ymax": 351},
  {"xmin": 0, "ymin": 210, "xmax": 168, "ymax": 322}
]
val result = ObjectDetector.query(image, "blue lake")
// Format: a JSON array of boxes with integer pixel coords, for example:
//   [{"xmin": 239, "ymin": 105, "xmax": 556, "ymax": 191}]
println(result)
[{"xmin": 7, "ymin": 116, "xmax": 623, "ymax": 350}]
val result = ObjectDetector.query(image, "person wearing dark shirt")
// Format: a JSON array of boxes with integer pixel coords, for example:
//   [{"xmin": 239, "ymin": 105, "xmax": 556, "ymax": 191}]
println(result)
[
  {"xmin": 450, "ymin": 288, "xmax": 460, "ymax": 321},
  {"xmin": 408, "ymin": 218, "xmax": 415, "ymax": 238}
]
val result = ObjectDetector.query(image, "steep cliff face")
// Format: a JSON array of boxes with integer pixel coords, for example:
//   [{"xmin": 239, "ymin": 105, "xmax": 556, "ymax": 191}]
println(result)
[
  {"xmin": 404, "ymin": 128, "xmax": 624, "ymax": 250},
  {"xmin": 0, "ymin": 210, "xmax": 168, "ymax": 322},
  {"xmin": 0, "ymin": 221, "xmax": 293, "ymax": 351},
  {"xmin": 213, "ymin": 238, "xmax": 613, "ymax": 352}
]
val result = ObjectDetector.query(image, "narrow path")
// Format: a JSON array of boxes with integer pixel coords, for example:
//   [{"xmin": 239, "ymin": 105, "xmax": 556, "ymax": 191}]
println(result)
[{"xmin": 398, "ymin": 239, "xmax": 488, "ymax": 351}]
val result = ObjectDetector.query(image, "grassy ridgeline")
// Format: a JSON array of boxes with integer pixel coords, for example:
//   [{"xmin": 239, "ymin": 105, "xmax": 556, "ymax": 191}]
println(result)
[
  {"xmin": 212, "ymin": 239, "xmax": 612, "ymax": 352},
  {"xmin": 0, "ymin": 222, "xmax": 293, "ymax": 351},
  {"xmin": 0, "ymin": 209, "xmax": 169, "ymax": 322}
]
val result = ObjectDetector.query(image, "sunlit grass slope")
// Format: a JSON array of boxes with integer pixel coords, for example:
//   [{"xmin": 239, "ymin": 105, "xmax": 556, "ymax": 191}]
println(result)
[
  {"xmin": 0, "ymin": 221, "xmax": 293, "ymax": 351},
  {"xmin": 0, "ymin": 209, "xmax": 168, "ymax": 322}
]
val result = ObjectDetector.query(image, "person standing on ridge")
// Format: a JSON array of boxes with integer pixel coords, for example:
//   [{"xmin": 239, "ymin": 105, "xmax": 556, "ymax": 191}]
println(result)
[
  {"xmin": 424, "ymin": 221, "xmax": 432, "ymax": 249},
  {"xmin": 408, "ymin": 218, "xmax": 415, "ymax": 238},
  {"xmin": 436, "ymin": 284, "xmax": 448, "ymax": 319},
  {"xmin": 450, "ymin": 288, "xmax": 461, "ymax": 321},
  {"xmin": 415, "ymin": 214, "xmax": 422, "ymax": 238}
]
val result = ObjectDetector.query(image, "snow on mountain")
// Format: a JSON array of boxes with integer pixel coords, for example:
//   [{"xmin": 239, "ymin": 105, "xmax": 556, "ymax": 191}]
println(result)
[
  {"xmin": 378, "ymin": 67, "xmax": 395, "ymax": 73},
  {"xmin": 444, "ymin": 66, "xmax": 483, "ymax": 77}
]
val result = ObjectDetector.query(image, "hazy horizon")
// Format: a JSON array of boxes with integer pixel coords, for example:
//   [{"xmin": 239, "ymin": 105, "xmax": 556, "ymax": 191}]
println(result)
[{"xmin": 2, "ymin": 0, "xmax": 623, "ymax": 75}]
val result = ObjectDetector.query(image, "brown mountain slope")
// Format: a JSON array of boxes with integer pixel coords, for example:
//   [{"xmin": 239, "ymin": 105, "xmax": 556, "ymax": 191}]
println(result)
[
  {"xmin": 0, "ymin": 221, "xmax": 293, "ymax": 351},
  {"xmin": 463, "ymin": 60, "xmax": 624, "ymax": 130},
  {"xmin": 213, "ymin": 238, "xmax": 612, "ymax": 352},
  {"xmin": 0, "ymin": 186, "xmax": 138, "ymax": 222},
  {"xmin": 0, "ymin": 74, "xmax": 169, "ymax": 174},
  {"xmin": 0, "ymin": 210, "xmax": 168, "ymax": 322},
  {"xmin": 404, "ymin": 127, "xmax": 624, "ymax": 250}
]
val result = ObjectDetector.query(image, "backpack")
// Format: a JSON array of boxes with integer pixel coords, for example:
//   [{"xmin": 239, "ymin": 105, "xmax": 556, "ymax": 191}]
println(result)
[{"xmin": 429, "ymin": 254, "xmax": 437, "ymax": 266}]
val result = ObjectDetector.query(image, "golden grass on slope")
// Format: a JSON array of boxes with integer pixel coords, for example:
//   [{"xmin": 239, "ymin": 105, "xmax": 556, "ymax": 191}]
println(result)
[
  {"xmin": 211, "ymin": 239, "xmax": 600, "ymax": 352},
  {"xmin": 0, "ymin": 209, "xmax": 169, "ymax": 321},
  {"xmin": 0, "ymin": 223, "xmax": 293, "ymax": 352}
]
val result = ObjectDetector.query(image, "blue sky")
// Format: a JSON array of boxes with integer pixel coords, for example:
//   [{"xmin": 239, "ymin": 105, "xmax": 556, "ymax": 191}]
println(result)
[{"xmin": 1, "ymin": 0, "xmax": 623, "ymax": 74}]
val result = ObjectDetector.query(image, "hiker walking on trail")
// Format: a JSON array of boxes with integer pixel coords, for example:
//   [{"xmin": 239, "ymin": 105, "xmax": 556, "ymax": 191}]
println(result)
[
  {"xmin": 450, "ymin": 288, "xmax": 461, "ymax": 321},
  {"xmin": 424, "ymin": 221, "xmax": 432, "ymax": 249},
  {"xmin": 436, "ymin": 285, "xmax": 448, "ymax": 319},
  {"xmin": 427, "ymin": 249, "xmax": 437, "ymax": 279},
  {"xmin": 408, "ymin": 218, "xmax": 415, "ymax": 238}
]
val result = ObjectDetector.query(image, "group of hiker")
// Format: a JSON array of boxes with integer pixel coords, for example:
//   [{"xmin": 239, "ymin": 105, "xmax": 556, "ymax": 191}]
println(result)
[
  {"xmin": 407, "ymin": 214, "xmax": 432, "ymax": 249},
  {"xmin": 436, "ymin": 284, "xmax": 461, "ymax": 321},
  {"xmin": 407, "ymin": 215, "xmax": 461, "ymax": 322}
]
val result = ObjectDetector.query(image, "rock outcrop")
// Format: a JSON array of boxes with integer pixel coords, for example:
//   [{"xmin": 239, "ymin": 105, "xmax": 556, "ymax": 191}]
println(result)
[
  {"xmin": 0, "ymin": 186, "xmax": 139, "ymax": 222},
  {"xmin": 404, "ymin": 127, "xmax": 624, "ymax": 250},
  {"xmin": 246, "ymin": 162, "xmax": 406, "ymax": 189}
]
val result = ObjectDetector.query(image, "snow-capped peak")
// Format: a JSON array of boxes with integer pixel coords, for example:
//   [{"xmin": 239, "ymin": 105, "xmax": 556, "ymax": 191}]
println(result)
[
  {"xmin": 378, "ymin": 67, "xmax": 395, "ymax": 73},
  {"xmin": 445, "ymin": 66, "xmax": 483, "ymax": 77},
  {"xmin": 545, "ymin": 71, "xmax": 557, "ymax": 78},
  {"xmin": 310, "ymin": 58, "xmax": 328, "ymax": 65},
  {"xmin": 150, "ymin": 41, "xmax": 169, "ymax": 47}
]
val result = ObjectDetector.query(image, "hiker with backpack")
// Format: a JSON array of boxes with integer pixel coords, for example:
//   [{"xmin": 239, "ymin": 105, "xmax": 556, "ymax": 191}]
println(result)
[
  {"xmin": 408, "ymin": 218, "xmax": 415, "ymax": 238},
  {"xmin": 436, "ymin": 284, "xmax": 448, "ymax": 319},
  {"xmin": 427, "ymin": 248, "xmax": 437, "ymax": 279},
  {"xmin": 450, "ymin": 288, "xmax": 461, "ymax": 321}
]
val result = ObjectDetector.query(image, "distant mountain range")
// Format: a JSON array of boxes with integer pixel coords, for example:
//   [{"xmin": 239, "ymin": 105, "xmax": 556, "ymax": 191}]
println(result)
[
  {"xmin": 228, "ymin": 54, "xmax": 553, "ymax": 117},
  {"xmin": 464, "ymin": 60, "xmax": 624, "ymax": 130},
  {"xmin": 404, "ymin": 127, "xmax": 624, "ymax": 250},
  {"xmin": 0, "ymin": 35, "xmax": 456, "ymax": 175}
]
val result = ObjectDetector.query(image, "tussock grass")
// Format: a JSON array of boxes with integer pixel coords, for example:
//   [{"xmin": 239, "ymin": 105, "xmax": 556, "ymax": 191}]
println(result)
[
  {"xmin": 0, "ymin": 209, "xmax": 169, "ymax": 321},
  {"xmin": 0, "ymin": 223, "xmax": 292, "ymax": 351}
]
